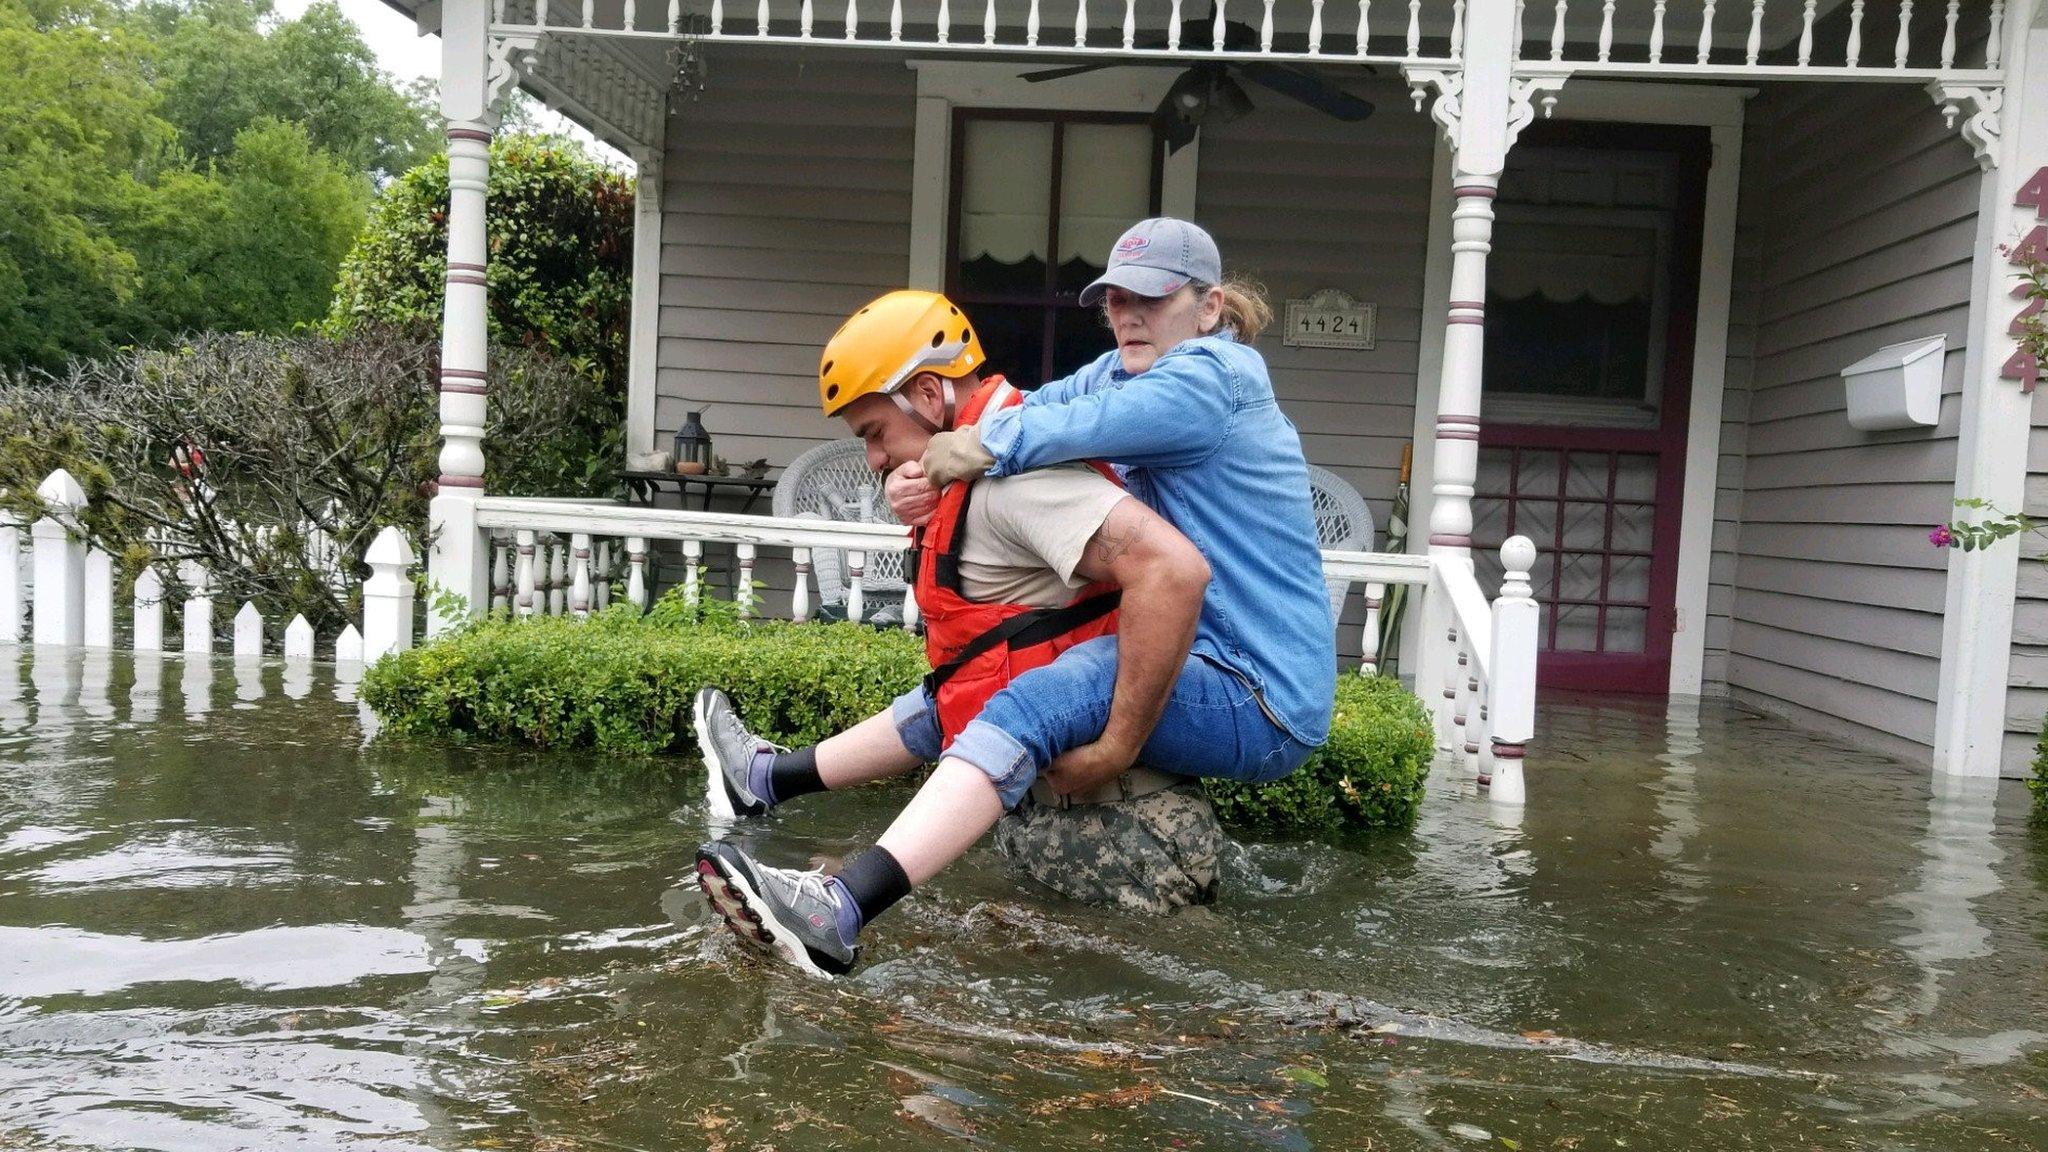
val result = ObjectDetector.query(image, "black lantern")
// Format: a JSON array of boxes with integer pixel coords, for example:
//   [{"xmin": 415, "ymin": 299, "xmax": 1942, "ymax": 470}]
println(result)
[{"xmin": 672, "ymin": 410, "xmax": 714, "ymax": 475}]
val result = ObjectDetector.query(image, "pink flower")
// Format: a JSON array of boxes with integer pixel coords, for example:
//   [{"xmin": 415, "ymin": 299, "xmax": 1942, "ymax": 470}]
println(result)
[{"xmin": 1929, "ymin": 525, "xmax": 1955, "ymax": 548}]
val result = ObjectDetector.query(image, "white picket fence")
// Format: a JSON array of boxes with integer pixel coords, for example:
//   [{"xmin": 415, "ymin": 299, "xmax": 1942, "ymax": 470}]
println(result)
[{"xmin": 0, "ymin": 468, "xmax": 414, "ymax": 664}]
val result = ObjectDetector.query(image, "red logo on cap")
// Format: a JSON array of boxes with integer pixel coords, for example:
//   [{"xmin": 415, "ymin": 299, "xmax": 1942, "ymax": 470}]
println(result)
[{"xmin": 1114, "ymin": 235, "xmax": 1149, "ymax": 260}]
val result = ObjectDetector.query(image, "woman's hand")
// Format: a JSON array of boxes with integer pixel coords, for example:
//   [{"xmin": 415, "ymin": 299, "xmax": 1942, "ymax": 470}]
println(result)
[
  {"xmin": 885, "ymin": 460, "xmax": 940, "ymax": 528},
  {"xmin": 920, "ymin": 425, "xmax": 996, "ymax": 489}
]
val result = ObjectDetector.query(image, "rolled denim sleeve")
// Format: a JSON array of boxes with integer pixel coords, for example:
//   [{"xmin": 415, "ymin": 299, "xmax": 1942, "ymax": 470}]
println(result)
[{"xmin": 980, "ymin": 348, "xmax": 1237, "ymax": 476}]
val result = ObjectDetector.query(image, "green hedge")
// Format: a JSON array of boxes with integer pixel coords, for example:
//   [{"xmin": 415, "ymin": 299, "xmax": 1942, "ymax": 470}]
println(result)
[
  {"xmin": 361, "ymin": 604, "xmax": 1437, "ymax": 831},
  {"xmin": 2032, "ymin": 716, "xmax": 2047, "ymax": 820}
]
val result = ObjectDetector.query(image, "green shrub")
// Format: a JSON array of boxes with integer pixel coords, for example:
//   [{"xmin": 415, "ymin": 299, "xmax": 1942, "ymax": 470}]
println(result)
[
  {"xmin": 2031, "ymin": 715, "xmax": 2047, "ymax": 820},
  {"xmin": 1202, "ymin": 674, "xmax": 1436, "ymax": 833},
  {"xmin": 362, "ymin": 604, "xmax": 1437, "ymax": 831}
]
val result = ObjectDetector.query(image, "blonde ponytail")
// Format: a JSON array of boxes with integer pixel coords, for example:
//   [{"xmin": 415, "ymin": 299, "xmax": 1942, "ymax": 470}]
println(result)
[{"xmin": 1194, "ymin": 276, "xmax": 1273, "ymax": 344}]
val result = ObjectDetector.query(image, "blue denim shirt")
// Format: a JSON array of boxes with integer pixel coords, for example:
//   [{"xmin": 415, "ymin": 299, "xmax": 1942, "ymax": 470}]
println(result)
[{"xmin": 976, "ymin": 334, "xmax": 1336, "ymax": 747}]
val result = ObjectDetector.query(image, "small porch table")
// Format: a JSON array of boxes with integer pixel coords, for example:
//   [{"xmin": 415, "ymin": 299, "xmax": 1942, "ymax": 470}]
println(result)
[{"xmin": 620, "ymin": 470, "xmax": 777, "ymax": 513}]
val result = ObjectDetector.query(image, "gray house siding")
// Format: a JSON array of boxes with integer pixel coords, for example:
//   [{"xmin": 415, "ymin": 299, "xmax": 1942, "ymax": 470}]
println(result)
[
  {"xmin": 1719, "ymin": 81, "xmax": 1978, "ymax": 756},
  {"xmin": 2006, "ymin": 429, "xmax": 2048, "ymax": 773}
]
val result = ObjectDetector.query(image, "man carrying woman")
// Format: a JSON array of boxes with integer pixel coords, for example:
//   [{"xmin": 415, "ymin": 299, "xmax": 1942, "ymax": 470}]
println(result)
[{"xmin": 696, "ymin": 218, "xmax": 1335, "ymax": 978}]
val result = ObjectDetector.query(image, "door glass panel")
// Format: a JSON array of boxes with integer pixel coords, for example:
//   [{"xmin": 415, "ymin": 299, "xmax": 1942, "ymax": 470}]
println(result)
[
  {"xmin": 1056, "ymin": 123, "xmax": 1154, "ymax": 295},
  {"xmin": 1554, "ymin": 603, "xmax": 1599, "ymax": 651},
  {"xmin": 957, "ymin": 120, "xmax": 1052, "ymax": 297},
  {"xmin": 1609, "ymin": 555, "xmax": 1651, "ymax": 604},
  {"xmin": 1604, "ymin": 608, "xmax": 1649, "ymax": 654},
  {"xmin": 1560, "ymin": 502, "xmax": 1608, "ymax": 550}
]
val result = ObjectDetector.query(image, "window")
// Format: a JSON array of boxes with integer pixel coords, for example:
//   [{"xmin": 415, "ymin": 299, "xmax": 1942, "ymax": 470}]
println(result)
[{"xmin": 947, "ymin": 110, "xmax": 1161, "ymax": 387}]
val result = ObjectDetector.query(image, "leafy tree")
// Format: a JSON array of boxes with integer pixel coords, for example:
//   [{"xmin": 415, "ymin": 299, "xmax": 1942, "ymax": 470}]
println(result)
[{"xmin": 329, "ymin": 135, "xmax": 633, "ymax": 495}]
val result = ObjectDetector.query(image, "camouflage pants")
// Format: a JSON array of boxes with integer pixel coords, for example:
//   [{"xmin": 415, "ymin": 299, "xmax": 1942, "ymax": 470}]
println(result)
[{"xmin": 990, "ymin": 780, "xmax": 1226, "ymax": 914}]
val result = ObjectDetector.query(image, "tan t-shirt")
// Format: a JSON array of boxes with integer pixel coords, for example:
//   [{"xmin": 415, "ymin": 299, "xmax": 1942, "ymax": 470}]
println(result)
[{"xmin": 954, "ymin": 463, "xmax": 1128, "ymax": 608}]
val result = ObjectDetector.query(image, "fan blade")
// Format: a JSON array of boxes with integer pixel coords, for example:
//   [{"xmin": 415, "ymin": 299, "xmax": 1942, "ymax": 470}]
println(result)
[
  {"xmin": 1020, "ymin": 62, "xmax": 1118, "ymax": 82},
  {"xmin": 1235, "ymin": 62, "xmax": 1375, "ymax": 121}
]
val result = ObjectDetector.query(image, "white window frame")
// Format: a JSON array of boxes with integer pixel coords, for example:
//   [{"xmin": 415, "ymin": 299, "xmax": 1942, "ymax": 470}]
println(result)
[{"xmin": 904, "ymin": 61, "xmax": 1200, "ymax": 291}]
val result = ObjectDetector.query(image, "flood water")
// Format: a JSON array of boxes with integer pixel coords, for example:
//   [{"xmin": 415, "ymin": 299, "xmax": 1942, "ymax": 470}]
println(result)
[{"xmin": 2, "ymin": 648, "xmax": 2045, "ymax": 1151}]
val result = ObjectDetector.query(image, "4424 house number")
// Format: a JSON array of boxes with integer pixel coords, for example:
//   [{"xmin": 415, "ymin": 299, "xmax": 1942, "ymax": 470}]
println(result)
[{"xmin": 1284, "ymin": 290, "xmax": 1377, "ymax": 350}]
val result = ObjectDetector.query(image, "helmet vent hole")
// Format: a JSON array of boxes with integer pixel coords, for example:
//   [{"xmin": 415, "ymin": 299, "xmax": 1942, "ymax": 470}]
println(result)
[
  {"xmin": 930, "ymin": 331, "xmax": 943, "ymax": 348},
  {"xmin": 825, "ymin": 384, "xmax": 839, "ymax": 399},
  {"xmin": 959, "ymin": 328, "xmax": 969, "ymax": 342},
  {"xmin": 821, "ymin": 360, "xmax": 834, "ymax": 377}
]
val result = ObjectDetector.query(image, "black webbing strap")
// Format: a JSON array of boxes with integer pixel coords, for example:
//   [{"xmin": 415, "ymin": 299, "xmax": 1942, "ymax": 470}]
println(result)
[{"xmin": 922, "ymin": 590, "xmax": 1121, "ymax": 695}]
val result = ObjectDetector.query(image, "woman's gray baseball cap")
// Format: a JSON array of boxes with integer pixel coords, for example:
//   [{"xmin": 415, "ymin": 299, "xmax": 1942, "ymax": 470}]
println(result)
[{"xmin": 1079, "ymin": 218, "xmax": 1223, "ymax": 307}]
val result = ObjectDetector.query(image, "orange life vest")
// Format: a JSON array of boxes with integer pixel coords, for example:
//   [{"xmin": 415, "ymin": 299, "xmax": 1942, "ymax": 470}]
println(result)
[{"xmin": 913, "ymin": 376, "xmax": 1123, "ymax": 742}]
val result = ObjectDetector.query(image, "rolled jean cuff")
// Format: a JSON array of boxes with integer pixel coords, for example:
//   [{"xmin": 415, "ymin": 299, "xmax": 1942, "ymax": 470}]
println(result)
[
  {"xmin": 944, "ymin": 718, "xmax": 1038, "ymax": 810},
  {"xmin": 889, "ymin": 686, "xmax": 946, "ymax": 763}
]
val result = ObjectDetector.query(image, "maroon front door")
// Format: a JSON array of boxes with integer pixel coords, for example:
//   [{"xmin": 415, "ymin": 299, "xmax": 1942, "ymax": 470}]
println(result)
[{"xmin": 1470, "ymin": 123, "xmax": 1710, "ymax": 694}]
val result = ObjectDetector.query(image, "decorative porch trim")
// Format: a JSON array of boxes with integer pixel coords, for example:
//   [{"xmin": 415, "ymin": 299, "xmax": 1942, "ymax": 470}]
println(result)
[{"xmin": 1927, "ymin": 82, "xmax": 2004, "ymax": 171}]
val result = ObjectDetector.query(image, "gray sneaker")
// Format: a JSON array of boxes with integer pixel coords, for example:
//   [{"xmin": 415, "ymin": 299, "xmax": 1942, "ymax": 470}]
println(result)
[
  {"xmin": 695, "ymin": 842, "xmax": 859, "ymax": 977},
  {"xmin": 693, "ymin": 687, "xmax": 778, "ymax": 820}
]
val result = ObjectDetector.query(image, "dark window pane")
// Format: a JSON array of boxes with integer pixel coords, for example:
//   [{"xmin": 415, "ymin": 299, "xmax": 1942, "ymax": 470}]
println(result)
[
  {"xmin": 1051, "ymin": 305, "xmax": 1115, "ymax": 381},
  {"xmin": 959, "ymin": 254, "xmax": 1050, "ymax": 297},
  {"xmin": 968, "ymin": 304, "xmax": 1048, "ymax": 389}
]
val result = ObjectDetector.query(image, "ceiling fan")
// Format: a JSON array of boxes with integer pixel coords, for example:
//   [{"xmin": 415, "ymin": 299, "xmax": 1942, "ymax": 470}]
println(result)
[{"xmin": 1019, "ymin": 18, "xmax": 1375, "ymax": 154}]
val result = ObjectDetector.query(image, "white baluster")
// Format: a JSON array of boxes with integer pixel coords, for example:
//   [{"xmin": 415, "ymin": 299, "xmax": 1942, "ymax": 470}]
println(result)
[
  {"xmin": 1746, "ymin": 0, "xmax": 1764, "ymax": 64},
  {"xmin": 234, "ymin": 602, "xmax": 264, "ymax": 658},
  {"xmin": 570, "ymin": 532, "xmax": 592, "ymax": 617},
  {"xmin": 902, "ymin": 583, "xmax": 920, "ymax": 631},
  {"xmin": 515, "ymin": 529, "xmax": 537, "ymax": 618},
  {"xmin": 362, "ymin": 527, "xmax": 416, "ymax": 661},
  {"xmin": 548, "ymin": 539, "xmax": 567, "ymax": 616},
  {"xmin": 1453, "ymin": 637, "xmax": 1474, "ymax": 777},
  {"xmin": 1028, "ymin": 0, "xmax": 1041, "ymax": 44},
  {"xmin": 84, "ymin": 549, "xmax": 113, "ymax": 649},
  {"xmin": 1698, "ymin": 0, "xmax": 1715, "ymax": 62},
  {"xmin": 1213, "ymin": 0, "xmax": 1227, "ymax": 49},
  {"xmin": 0, "ymin": 513, "xmax": 18, "ymax": 644},
  {"xmin": 1354, "ymin": 0, "xmax": 1368, "ymax": 56},
  {"xmin": 890, "ymin": 0, "xmax": 902, "ymax": 40},
  {"xmin": 792, "ymin": 547, "xmax": 813, "ymax": 621},
  {"xmin": 1846, "ymin": 0, "xmax": 1863, "ymax": 65},
  {"xmin": 1463, "ymin": 647, "xmax": 1482, "ymax": 783},
  {"xmin": 133, "ymin": 568, "xmax": 164, "ymax": 653},
  {"xmin": 1074, "ymin": 0, "xmax": 1087, "ymax": 46},
  {"xmin": 712, "ymin": 0, "xmax": 724, "ymax": 33},
  {"xmin": 581, "ymin": 0, "xmax": 593, "ymax": 26},
  {"xmin": 1360, "ymin": 582, "xmax": 1385, "ymax": 675},
  {"xmin": 181, "ymin": 561, "xmax": 213, "ymax": 655},
  {"xmin": 683, "ymin": 539, "xmax": 703, "ymax": 608},
  {"xmin": 759, "ymin": 0, "xmax": 770, "ymax": 34},
  {"xmin": 1597, "ymin": 0, "xmax": 1615, "ymax": 58},
  {"xmin": 1797, "ymin": 0, "xmax": 1816, "ymax": 65},
  {"xmin": 493, "ymin": 0, "xmax": 505, "ymax": 23},
  {"xmin": 537, "ymin": 0, "xmax": 548, "ymax": 25},
  {"xmin": 735, "ymin": 543, "xmax": 756, "ymax": 618},
  {"xmin": 624, "ymin": 0, "xmax": 636, "ymax": 28},
  {"xmin": 938, "ymin": 0, "xmax": 949, "ymax": 41},
  {"xmin": 1309, "ymin": 0, "xmax": 1324, "ymax": 52},
  {"xmin": 1894, "ymin": 0, "xmax": 1912, "ymax": 68},
  {"xmin": 1488, "ymin": 536, "xmax": 1539, "ymax": 806},
  {"xmin": 627, "ymin": 537, "xmax": 648, "ymax": 611},
  {"xmin": 1549, "ymin": 0, "xmax": 1566, "ymax": 60},
  {"xmin": 985, "ymin": 0, "xmax": 997, "ymax": 43},
  {"xmin": 1440, "ymin": 622, "xmax": 1461, "ymax": 750},
  {"xmin": 491, "ymin": 541, "xmax": 511, "ymax": 615},
  {"xmin": 1649, "ymin": 0, "xmax": 1666, "ymax": 62},
  {"xmin": 669, "ymin": 0, "xmax": 680, "ymax": 32},
  {"xmin": 31, "ymin": 468, "xmax": 87, "ymax": 646},
  {"xmin": 284, "ymin": 614, "xmax": 315, "ymax": 660},
  {"xmin": 846, "ymin": 550, "xmax": 866, "ymax": 624},
  {"xmin": 1404, "ymin": 0, "xmax": 1419, "ymax": 57},
  {"xmin": 1512, "ymin": 0, "xmax": 1524, "ymax": 58},
  {"xmin": 1939, "ymin": 0, "xmax": 1958, "ymax": 68},
  {"xmin": 1449, "ymin": 0, "xmax": 1463, "ymax": 54},
  {"xmin": 594, "ymin": 541, "xmax": 611, "ymax": 611},
  {"xmin": 1261, "ymin": 0, "xmax": 1275, "ymax": 50},
  {"xmin": 1987, "ymin": 1, "xmax": 2004, "ymax": 68}
]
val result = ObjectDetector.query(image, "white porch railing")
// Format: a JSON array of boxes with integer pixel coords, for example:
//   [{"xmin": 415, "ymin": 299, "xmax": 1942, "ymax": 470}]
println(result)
[{"xmin": 470, "ymin": 496, "xmax": 1541, "ymax": 803}]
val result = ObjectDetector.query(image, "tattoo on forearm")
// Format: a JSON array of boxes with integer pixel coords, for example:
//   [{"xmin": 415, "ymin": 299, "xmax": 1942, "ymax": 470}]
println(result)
[{"xmin": 1090, "ymin": 512, "xmax": 1146, "ymax": 567}]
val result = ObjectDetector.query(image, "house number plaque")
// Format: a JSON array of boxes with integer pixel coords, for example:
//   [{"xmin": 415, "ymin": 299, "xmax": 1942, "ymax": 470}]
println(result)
[{"xmin": 1284, "ymin": 289, "xmax": 1376, "ymax": 350}]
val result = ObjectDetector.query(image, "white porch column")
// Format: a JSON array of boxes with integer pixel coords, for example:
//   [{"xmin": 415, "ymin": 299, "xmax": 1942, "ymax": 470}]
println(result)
[
  {"xmin": 1933, "ymin": 2, "xmax": 2044, "ymax": 778},
  {"xmin": 31, "ymin": 469, "xmax": 88, "ymax": 647},
  {"xmin": 427, "ymin": 0, "xmax": 495, "ymax": 637},
  {"xmin": 1414, "ymin": 0, "xmax": 1516, "ymax": 726},
  {"xmin": 626, "ymin": 148, "xmax": 664, "ymax": 459}
]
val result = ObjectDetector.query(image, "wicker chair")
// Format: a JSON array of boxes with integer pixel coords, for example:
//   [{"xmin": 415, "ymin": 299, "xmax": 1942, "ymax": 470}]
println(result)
[
  {"xmin": 1306, "ymin": 464, "xmax": 1376, "ymax": 622},
  {"xmin": 771, "ymin": 439, "xmax": 912, "ymax": 619}
]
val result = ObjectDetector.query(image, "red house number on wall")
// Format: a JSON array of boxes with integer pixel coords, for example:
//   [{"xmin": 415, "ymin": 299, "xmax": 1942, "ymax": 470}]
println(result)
[{"xmin": 2008, "ymin": 166, "xmax": 2048, "ymax": 393}]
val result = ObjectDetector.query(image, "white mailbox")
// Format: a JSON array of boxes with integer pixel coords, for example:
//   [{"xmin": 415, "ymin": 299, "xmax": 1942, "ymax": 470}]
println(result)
[{"xmin": 1840, "ymin": 335, "xmax": 1944, "ymax": 431}]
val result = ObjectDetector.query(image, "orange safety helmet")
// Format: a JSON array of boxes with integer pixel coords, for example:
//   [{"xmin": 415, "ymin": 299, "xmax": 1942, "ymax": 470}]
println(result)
[{"xmin": 818, "ymin": 290, "xmax": 985, "ymax": 419}]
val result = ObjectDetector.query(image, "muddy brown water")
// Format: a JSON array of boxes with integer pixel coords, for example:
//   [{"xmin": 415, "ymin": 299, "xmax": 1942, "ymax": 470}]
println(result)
[{"xmin": 2, "ymin": 649, "xmax": 2045, "ymax": 1151}]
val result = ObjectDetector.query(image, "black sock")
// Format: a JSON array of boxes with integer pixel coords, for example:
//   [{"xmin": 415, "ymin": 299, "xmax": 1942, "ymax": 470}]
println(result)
[
  {"xmin": 766, "ymin": 745, "xmax": 825, "ymax": 804},
  {"xmin": 834, "ymin": 845, "xmax": 912, "ymax": 930}
]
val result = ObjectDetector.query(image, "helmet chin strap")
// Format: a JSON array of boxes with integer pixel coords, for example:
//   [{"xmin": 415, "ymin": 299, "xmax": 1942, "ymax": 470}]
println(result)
[{"xmin": 888, "ymin": 377, "xmax": 957, "ymax": 434}]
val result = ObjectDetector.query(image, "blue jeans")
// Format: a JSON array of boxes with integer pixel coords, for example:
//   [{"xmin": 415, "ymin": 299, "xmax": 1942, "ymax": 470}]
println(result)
[{"xmin": 888, "ymin": 634, "xmax": 1315, "ymax": 809}]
